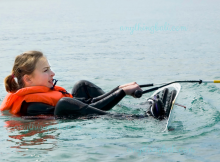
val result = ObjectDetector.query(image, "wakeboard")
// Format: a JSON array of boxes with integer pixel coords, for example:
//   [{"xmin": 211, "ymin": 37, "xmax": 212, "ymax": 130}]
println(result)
[{"xmin": 147, "ymin": 83, "xmax": 181, "ymax": 131}]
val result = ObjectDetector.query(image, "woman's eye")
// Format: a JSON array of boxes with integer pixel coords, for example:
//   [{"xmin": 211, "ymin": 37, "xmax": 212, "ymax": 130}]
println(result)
[{"xmin": 44, "ymin": 69, "xmax": 48, "ymax": 72}]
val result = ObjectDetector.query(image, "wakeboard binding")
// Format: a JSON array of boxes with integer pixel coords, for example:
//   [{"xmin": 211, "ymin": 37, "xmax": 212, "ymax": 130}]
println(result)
[{"xmin": 146, "ymin": 88, "xmax": 177, "ymax": 120}]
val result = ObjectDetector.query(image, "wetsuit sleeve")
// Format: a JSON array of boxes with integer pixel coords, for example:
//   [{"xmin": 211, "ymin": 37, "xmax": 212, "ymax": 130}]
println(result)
[
  {"xmin": 54, "ymin": 97, "xmax": 108, "ymax": 117},
  {"xmin": 91, "ymin": 86, "xmax": 119, "ymax": 103},
  {"xmin": 72, "ymin": 86, "xmax": 120, "ymax": 104},
  {"xmin": 90, "ymin": 88, "xmax": 126, "ymax": 111},
  {"xmin": 72, "ymin": 97, "xmax": 92, "ymax": 104},
  {"xmin": 21, "ymin": 101, "xmax": 55, "ymax": 116}
]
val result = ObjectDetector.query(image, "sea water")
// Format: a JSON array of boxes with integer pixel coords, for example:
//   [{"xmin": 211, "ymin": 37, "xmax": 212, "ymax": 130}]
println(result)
[{"xmin": 0, "ymin": 0, "xmax": 220, "ymax": 161}]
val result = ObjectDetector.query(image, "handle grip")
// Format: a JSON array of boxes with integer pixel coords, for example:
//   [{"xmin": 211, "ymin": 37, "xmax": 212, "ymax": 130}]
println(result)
[{"xmin": 134, "ymin": 90, "xmax": 143, "ymax": 98}]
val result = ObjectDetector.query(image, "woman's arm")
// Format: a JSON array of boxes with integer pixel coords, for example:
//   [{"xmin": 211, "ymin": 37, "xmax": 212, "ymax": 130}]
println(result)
[
  {"xmin": 91, "ymin": 82, "xmax": 142, "ymax": 103},
  {"xmin": 90, "ymin": 88, "xmax": 126, "ymax": 111},
  {"xmin": 91, "ymin": 86, "xmax": 119, "ymax": 103},
  {"xmin": 54, "ymin": 97, "xmax": 108, "ymax": 117}
]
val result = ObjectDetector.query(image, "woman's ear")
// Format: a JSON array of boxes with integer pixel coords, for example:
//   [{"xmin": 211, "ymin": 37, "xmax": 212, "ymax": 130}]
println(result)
[{"xmin": 23, "ymin": 74, "xmax": 33, "ymax": 86}]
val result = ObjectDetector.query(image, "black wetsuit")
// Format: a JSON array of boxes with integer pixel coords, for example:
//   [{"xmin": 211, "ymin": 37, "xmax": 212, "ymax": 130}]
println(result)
[{"xmin": 20, "ymin": 80, "xmax": 131, "ymax": 118}]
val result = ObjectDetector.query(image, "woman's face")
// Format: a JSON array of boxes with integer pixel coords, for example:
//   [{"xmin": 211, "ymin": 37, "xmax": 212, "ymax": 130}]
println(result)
[{"xmin": 25, "ymin": 57, "xmax": 55, "ymax": 88}]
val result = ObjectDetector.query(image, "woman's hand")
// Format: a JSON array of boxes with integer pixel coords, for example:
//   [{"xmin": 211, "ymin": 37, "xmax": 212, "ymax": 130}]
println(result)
[{"xmin": 119, "ymin": 82, "xmax": 142, "ymax": 97}]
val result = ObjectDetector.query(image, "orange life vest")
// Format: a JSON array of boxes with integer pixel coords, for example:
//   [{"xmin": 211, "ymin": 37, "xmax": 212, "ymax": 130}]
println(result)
[{"xmin": 0, "ymin": 86, "xmax": 73, "ymax": 114}]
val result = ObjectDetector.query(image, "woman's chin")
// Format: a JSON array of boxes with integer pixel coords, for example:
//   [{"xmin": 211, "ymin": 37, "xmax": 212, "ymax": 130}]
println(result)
[{"xmin": 49, "ymin": 83, "xmax": 54, "ymax": 88}]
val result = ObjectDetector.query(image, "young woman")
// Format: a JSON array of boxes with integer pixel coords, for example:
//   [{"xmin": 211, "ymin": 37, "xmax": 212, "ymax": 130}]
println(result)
[
  {"xmin": 0, "ymin": 51, "xmax": 150, "ymax": 118},
  {"xmin": 0, "ymin": 51, "xmax": 168, "ymax": 119}
]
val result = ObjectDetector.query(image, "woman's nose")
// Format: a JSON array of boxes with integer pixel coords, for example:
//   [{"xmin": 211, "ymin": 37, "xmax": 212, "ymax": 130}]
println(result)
[{"xmin": 51, "ymin": 70, "xmax": 55, "ymax": 76}]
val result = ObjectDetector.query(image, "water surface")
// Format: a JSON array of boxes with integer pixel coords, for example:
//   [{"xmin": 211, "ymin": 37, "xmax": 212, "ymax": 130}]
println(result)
[{"xmin": 0, "ymin": 0, "xmax": 220, "ymax": 161}]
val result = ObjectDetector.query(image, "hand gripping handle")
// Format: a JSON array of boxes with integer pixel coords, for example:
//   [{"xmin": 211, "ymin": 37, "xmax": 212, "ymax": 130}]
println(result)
[{"xmin": 133, "ymin": 90, "xmax": 143, "ymax": 98}]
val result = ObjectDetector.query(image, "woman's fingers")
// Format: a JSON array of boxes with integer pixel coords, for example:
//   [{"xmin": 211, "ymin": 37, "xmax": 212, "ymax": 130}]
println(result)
[
  {"xmin": 131, "ymin": 85, "xmax": 143, "ymax": 98},
  {"xmin": 121, "ymin": 84, "xmax": 142, "ymax": 96},
  {"xmin": 119, "ymin": 82, "xmax": 137, "ymax": 89},
  {"xmin": 118, "ymin": 81, "xmax": 143, "ymax": 97}
]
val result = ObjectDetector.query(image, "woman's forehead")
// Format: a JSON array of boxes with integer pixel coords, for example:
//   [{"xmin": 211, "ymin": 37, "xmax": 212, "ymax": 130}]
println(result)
[{"xmin": 36, "ymin": 57, "xmax": 50, "ymax": 68}]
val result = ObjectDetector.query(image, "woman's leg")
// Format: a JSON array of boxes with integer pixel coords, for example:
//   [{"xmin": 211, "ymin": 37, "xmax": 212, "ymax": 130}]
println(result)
[
  {"xmin": 71, "ymin": 80, "xmax": 106, "ymax": 104},
  {"xmin": 71, "ymin": 80, "xmax": 105, "ymax": 99}
]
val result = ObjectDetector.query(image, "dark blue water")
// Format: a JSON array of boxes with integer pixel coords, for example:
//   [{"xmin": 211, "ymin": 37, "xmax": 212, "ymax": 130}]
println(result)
[{"xmin": 0, "ymin": 0, "xmax": 220, "ymax": 161}]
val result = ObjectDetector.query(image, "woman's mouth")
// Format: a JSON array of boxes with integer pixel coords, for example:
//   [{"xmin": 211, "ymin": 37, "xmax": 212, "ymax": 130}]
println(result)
[{"xmin": 49, "ymin": 79, "xmax": 53, "ymax": 84}]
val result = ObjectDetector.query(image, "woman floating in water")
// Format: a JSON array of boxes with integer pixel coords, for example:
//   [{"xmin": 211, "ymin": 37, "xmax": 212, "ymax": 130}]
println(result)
[{"xmin": 0, "ymin": 51, "xmax": 166, "ymax": 119}]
